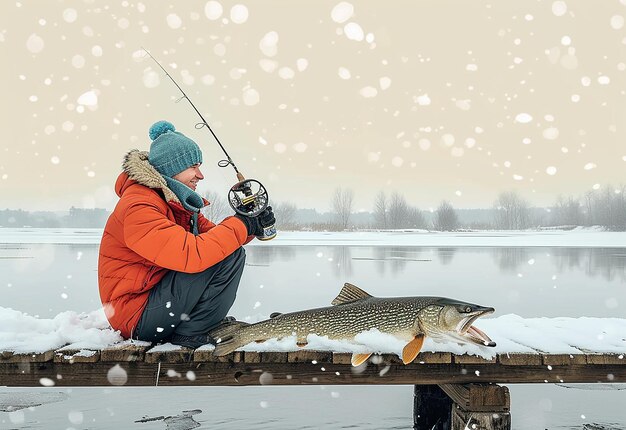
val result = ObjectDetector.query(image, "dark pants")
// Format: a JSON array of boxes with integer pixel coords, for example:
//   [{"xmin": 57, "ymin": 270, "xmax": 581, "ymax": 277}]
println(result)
[{"xmin": 134, "ymin": 247, "xmax": 246, "ymax": 342}]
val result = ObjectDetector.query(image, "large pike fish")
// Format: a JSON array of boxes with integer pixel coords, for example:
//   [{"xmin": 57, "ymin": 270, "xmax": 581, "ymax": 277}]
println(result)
[{"xmin": 211, "ymin": 283, "xmax": 496, "ymax": 366}]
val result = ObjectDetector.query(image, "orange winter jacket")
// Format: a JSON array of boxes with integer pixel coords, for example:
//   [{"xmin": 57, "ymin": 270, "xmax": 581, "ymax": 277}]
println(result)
[{"xmin": 98, "ymin": 150, "xmax": 252, "ymax": 338}]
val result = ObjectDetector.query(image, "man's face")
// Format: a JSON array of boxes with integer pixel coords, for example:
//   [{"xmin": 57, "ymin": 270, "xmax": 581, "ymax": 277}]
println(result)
[{"xmin": 173, "ymin": 163, "xmax": 204, "ymax": 191}]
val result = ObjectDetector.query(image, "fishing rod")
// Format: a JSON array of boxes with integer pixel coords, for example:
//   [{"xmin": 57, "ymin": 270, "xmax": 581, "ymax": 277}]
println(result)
[{"xmin": 143, "ymin": 48, "xmax": 276, "ymax": 241}]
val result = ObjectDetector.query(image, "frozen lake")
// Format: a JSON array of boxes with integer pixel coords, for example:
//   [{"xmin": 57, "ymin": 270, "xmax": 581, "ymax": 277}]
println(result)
[{"xmin": 1, "ymin": 229, "xmax": 625, "ymax": 429}]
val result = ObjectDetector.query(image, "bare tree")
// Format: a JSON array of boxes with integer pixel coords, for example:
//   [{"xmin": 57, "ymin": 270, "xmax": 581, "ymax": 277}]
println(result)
[
  {"xmin": 551, "ymin": 195, "xmax": 583, "ymax": 226},
  {"xmin": 201, "ymin": 190, "xmax": 231, "ymax": 224},
  {"xmin": 389, "ymin": 192, "xmax": 410, "ymax": 228},
  {"xmin": 616, "ymin": 185, "xmax": 626, "ymax": 231},
  {"xmin": 408, "ymin": 206, "xmax": 426, "ymax": 229},
  {"xmin": 493, "ymin": 191, "xmax": 530, "ymax": 230},
  {"xmin": 373, "ymin": 191, "xmax": 425, "ymax": 229},
  {"xmin": 591, "ymin": 185, "xmax": 626, "ymax": 230},
  {"xmin": 373, "ymin": 191, "xmax": 388, "ymax": 229},
  {"xmin": 582, "ymin": 190, "xmax": 595, "ymax": 226},
  {"xmin": 434, "ymin": 200, "xmax": 459, "ymax": 231},
  {"xmin": 273, "ymin": 201, "xmax": 298, "ymax": 230},
  {"xmin": 332, "ymin": 187, "xmax": 354, "ymax": 230}
]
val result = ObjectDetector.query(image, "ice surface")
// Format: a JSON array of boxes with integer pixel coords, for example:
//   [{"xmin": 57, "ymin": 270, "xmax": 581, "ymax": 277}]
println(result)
[
  {"xmin": 0, "ymin": 392, "xmax": 68, "ymax": 412},
  {"xmin": 2, "ymin": 227, "xmax": 626, "ymax": 248}
]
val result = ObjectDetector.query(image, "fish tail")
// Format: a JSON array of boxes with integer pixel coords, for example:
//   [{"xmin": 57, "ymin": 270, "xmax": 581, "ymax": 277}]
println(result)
[{"xmin": 210, "ymin": 321, "xmax": 249, "ymax": 356}]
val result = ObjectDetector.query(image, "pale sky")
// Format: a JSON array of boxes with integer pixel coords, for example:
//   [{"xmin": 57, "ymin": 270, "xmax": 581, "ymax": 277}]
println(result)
[{"xmin": 1, "ymin": 1, "xmax": 625, "ymax": 212}]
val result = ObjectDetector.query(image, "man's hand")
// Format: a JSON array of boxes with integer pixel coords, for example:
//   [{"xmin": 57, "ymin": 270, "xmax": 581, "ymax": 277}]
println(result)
[
  {"xmin": 258, "ymin": 206, "xmax": 276, "ymax": 229},
  {"xmin": 234, "ymin": 206, "xmax": 275, "ymax": 237},
  {"xmin": 234, "ymin": 213, "xmax": 263, "ymax": 237}
]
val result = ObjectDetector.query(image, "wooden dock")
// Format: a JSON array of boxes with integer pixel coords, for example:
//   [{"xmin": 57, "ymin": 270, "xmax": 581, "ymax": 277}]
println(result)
[
  {"xmin": 1, "ymin": 346, "xmax": 624, "ymax": 387},
  {"xmin": 1, "ymin": 345, "xmax": 624, "ymax": 430}
]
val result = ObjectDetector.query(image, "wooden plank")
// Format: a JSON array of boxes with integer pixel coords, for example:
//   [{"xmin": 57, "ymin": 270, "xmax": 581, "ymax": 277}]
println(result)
[
  {"xmin": 1, "ymin": 361, "xmax": 625, "ymax": 386},
  {"xmin": 193, "ymin": 349, "xmax": 240, "ymax": 363},
  {"xmin": 332, "ymin": 353, "xmax": 352, "ymax": 365},
  {"xmin": 0, "ymin": 351, "xmax": 54, "ymax": 363},
  {"xmin": 0, "ymin": 362, "xmax": 155, "ymax": 386},
  {"xmin": 101, "ymin": 344, "xmax": 149, "ymax": 362},
  {"xmin": 418, "ymin": 352, "xmax": 453, "ymax": 364},
  {"xmin": 542, "ymin": 354, "xmax": 586, "ymax": 366},
  {"xmin": 586, "ymin": 354, "xmax": 625, "ymax": 365},
  {"xmin": 241, "ymin": 352, "xmax": 261, "ymax": 363},
  {"xmin": 454, "ymin": 354, "xmax": 496, "ymax": 364},
  {"xmin": 440, "ymin": 383, "xmax": 510, "ymax": 412},
  {"xmin": 332, "ymin": 352, "xmax": 452, "ymax": 366},
  {"xmin": 498, "ymin": 353, "xmax": 541, "ymax": 366},
  {"xmin": 260, "ymin": 352, "xmax": 288, "ymax": 363},
  {"xmin": 54, "ymin": 349, "xmax": 100, "ymax": 364},
  {"xmin": 287, "ymin": 351, "xmax": 333, "ymax": 363},
  {"xmin": 145, "ymin": 348, "xmax": 192, "ymax": 364}
]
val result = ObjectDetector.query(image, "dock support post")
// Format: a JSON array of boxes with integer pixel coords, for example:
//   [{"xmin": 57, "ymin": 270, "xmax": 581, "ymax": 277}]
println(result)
[
  {"xmin": 450, "ymin": 408, "xmax": 511, "ymax": 430},
  {"xmin": 441, "ymin": 383, "xmax": 511, "ymax": 430},
  {"xmin": 413, "ymin": 384, "xmax": 452, "ymax": 430}
]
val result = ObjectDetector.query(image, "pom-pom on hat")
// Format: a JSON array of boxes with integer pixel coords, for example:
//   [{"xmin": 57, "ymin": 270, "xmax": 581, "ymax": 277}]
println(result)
[{"xmin": 148, "ymin": 120, "xmax": 203, "ymax": 178}]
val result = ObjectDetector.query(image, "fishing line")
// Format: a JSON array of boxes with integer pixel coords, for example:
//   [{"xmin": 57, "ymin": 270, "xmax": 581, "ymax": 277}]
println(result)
[{"xmin": 142, "ymin": 47, "xmax": 276, "ymax": 240}]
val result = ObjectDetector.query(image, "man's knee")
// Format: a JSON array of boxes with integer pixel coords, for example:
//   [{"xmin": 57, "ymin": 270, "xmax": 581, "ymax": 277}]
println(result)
[
  {"xmin": 224, "ymin": 246, "xmax": 245, "ymax": 271},
  {"xmin": 232, "ymin": 246, "xmax": 245, "ymax": 257}
]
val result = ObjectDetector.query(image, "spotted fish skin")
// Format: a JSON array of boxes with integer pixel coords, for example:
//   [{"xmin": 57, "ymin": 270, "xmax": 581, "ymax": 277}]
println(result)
[
  {"xmin": 211, "ymin": 283, "xmax": 495, "ymax": 360},
  {"xmin": 236, "ymin": 296, "xmax": 438, "ymax": 343}
]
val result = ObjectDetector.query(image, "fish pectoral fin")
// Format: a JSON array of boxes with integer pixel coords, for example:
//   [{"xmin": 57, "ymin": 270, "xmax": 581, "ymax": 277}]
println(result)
[
  {"xmin": 401, "ymin": 335, "xmax": 425, "ymax": 365},
  {"xmin": 351, "ymin": 353, "xmax": 372, "ymax": 367}
]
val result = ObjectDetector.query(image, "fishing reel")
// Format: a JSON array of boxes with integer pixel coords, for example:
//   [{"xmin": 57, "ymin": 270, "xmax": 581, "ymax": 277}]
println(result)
[{"xmin": 228, "ymin": 178, "xmax": 276, "ymax": 241}]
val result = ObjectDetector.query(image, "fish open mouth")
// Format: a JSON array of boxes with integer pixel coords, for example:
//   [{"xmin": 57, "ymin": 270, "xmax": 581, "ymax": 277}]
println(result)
[{"xmin": 456, "ymin": 309, "xmax": 496, "ymax": 347}]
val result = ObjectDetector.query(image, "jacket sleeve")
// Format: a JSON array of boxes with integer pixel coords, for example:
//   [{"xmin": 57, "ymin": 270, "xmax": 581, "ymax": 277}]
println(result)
[
  {"xmin": 198, "ymin": 211, "xmax": 256, "ymax": 244},
  {"xmin": 122, "ymin": 198, "xmax": 249, "ymax": 273},
  {"xmin": 197, "ymin": 212, "xmax": 216, "ymax": 233}
]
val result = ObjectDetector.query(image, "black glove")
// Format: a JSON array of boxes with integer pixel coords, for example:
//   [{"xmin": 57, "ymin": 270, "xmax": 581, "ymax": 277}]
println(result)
[
  {"xmin": 234, "ymin": 213, "xmax": 263, "ymax": 237},
  {"xmin": 234, "ymin": 207, "xmax": 275, "ymax": 237},
  {"xmin": 258, "ymin": 206, "xmax": 276, "ymax": 228}
]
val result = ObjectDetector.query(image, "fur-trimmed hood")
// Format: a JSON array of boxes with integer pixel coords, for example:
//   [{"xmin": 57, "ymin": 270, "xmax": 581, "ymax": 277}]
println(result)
[{"xmin": 119, "ymin": 149, "xmax": 180, "ymax": 204}]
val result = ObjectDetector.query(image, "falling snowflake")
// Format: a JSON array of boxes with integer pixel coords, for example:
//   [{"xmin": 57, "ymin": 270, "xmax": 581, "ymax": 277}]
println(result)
[
  {"xmin": 344, "ymin": 22, "xmax": 364, "ymax": 41},
  {"xmin": 552, "ymin": 1, "xmax": 567, "ymax": 17},
  {"xmin": 260, "ymin": 31, "xmax": 279, "ymax": 57},
  {"xmin": 331, "ymin": 2, "xmax": 354, "ymax": 23},
  {"xmin": 26, "ymin": 33, "xmax": 44, "ymax": 53},
  {"xmin": 230, "ymin": 4, "xmax": 249, "ymax": 24},
  {"xmin": 515, "ymin": 113, "xmax": 533, "ymax": 123},
  {"xmin": 205, "ymin": 1, "xmax": 223, "ymax": 20}
]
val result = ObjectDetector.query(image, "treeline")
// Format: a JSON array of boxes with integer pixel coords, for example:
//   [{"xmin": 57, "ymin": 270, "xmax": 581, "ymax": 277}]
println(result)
[
  {"xmin": 271, "ymin": 185, "xmax": 626, "ymax": 232},
  {"xmin": 0, "ymin": 207, "xmax": 109, "ymax": 228},
  {"xmin": 2, "ymin": 185, "xmax": 625, "ymax": 231}
]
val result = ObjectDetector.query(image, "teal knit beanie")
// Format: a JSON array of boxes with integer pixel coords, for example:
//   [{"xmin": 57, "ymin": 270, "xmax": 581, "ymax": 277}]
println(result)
[{"xmin": 148, "ymin": 121, "xmax": 203, "ymax": 177}]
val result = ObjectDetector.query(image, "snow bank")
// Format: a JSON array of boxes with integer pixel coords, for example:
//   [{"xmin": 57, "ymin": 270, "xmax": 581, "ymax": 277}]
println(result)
[
  {"xmin": 0, "ymin": 307, "xmax": 121, "ymax": 353},
  {"xmin": 1, "ymin": 307, "xmax": 624, "ymax": 361}
]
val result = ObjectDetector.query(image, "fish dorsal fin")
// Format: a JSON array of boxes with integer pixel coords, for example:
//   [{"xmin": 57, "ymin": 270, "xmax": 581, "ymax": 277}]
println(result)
[{"xmin": 331, "ymin": 283, "xmax": 373, "ymax": 306}]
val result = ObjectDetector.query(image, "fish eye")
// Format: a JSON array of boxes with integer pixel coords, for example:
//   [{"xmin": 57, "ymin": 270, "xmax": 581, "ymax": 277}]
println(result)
[{"xmin": 464, "ymin": 306, "xmax": 471, "ymax": 313}]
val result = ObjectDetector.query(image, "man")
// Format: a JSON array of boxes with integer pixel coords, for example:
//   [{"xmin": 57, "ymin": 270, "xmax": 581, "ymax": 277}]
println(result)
[{"xmin": 98, "ymin": 120, "xmax": 275, "ymax": 348}]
